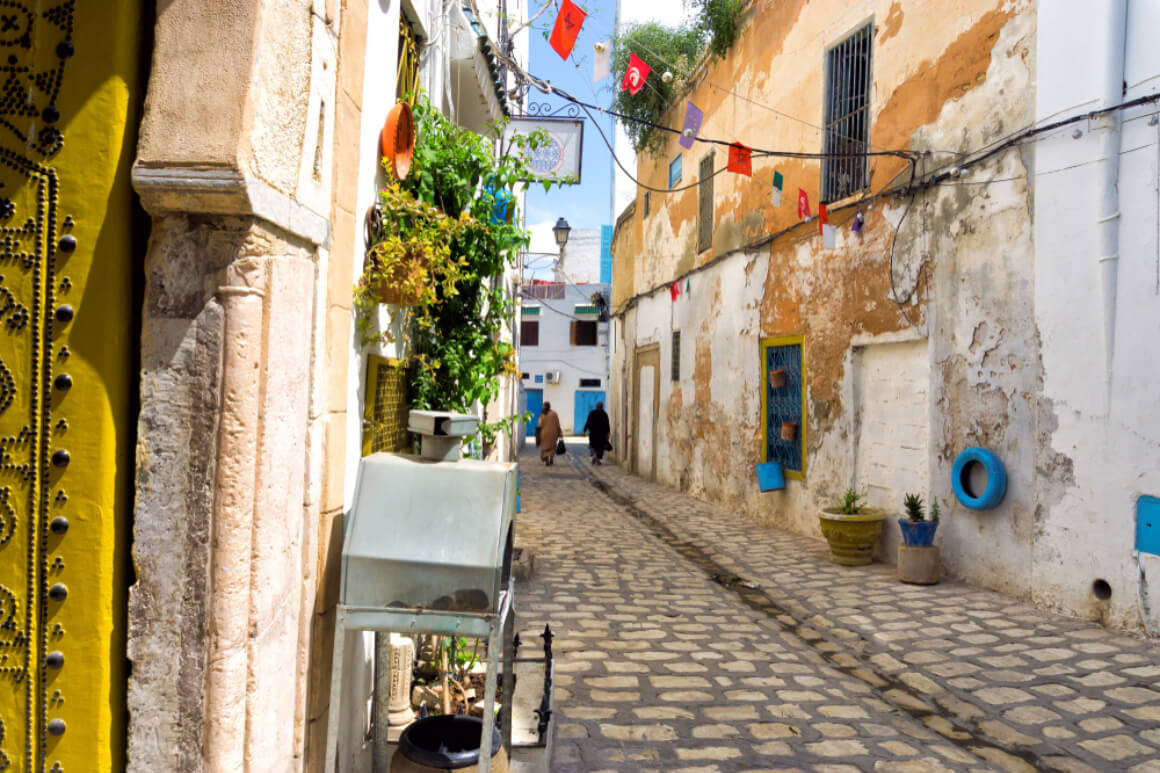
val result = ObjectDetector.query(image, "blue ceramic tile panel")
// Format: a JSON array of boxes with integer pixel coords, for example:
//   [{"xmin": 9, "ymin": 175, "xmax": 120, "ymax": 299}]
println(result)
[{"xmin": 765, "ymin": 343, "xmax": 802, "ymax": 472}]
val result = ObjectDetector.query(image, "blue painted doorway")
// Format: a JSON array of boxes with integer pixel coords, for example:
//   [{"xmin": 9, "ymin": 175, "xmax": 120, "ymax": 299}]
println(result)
[
  {"xmin": 525, "ymin": 388, "xmax": 543, "ymax": 437},
  {"xmin": 574, "ymin": 390, "xmax": 606, "ymax": 433}
]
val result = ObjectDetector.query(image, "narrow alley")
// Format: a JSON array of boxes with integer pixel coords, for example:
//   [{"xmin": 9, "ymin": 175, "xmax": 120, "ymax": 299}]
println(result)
[{"xmin": 515, "ymin": 442, "xmax": 1160, "ymax": 773}]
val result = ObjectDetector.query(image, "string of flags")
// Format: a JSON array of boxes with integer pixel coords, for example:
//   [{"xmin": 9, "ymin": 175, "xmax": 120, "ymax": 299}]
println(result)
[{"xmin": 547, "ymin": 0, "xmax": 865, "ymax": 270}]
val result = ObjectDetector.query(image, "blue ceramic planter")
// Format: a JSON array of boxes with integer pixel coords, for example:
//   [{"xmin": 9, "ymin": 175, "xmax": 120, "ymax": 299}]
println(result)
[{"xmin": 898, "ymin": 519, "xmax": 938, "ymax": 547}]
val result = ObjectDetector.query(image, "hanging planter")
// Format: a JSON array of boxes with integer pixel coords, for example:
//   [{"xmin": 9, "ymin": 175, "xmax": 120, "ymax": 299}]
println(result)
[
  {"xmin": 780, "ymin": 421, "xmax": 797, "ymax": 442},
  {"xmin": 368, "ymin": 248, "xmax": 428, "ymax": 306},
  {"xmin": 768, "ymin": 368, "xmax": 787, "ymax": 389},
  {"xmin": 380, "ymin": 101, "xmax": 415, "ymax": 180}
]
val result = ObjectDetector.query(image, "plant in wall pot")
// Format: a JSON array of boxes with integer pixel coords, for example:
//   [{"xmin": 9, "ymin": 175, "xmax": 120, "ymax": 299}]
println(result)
[
  {"xmin": 818, "ymin": 489, "xmax": 887, "ymax": 566},
  {"xmin": 897, "ymin": 494, "xmax": 941, "ymax": 585},
  {"xmin": 354, "ymin": 94, "xmax": 571, "ymax": 452}
]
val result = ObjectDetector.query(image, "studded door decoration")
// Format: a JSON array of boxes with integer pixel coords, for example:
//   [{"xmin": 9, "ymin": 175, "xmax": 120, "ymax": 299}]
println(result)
[{"xmin": 0, "ymin": 3, "xmax": 141, "ymax": 772}]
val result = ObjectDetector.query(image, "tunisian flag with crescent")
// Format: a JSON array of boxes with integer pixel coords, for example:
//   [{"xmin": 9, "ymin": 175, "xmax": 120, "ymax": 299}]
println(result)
[
  {"xmin": 549, "ymin": 0, "xmax": 586, "ymax": 60},
  {"xmin": 622, "ymin": 52, "xmax": 651, "ymax": 95}
]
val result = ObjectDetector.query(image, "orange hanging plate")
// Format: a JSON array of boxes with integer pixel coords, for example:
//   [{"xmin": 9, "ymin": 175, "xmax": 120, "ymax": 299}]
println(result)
[{"xmin": 380, "ymin": 101, "xmax": 415, "ymax": 180}]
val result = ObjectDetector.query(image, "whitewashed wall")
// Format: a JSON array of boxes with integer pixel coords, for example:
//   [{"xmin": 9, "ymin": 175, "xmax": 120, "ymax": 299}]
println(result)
[{"xmin": 1033, "ymin": 1, "xmax": 1160, "ymax": 632}]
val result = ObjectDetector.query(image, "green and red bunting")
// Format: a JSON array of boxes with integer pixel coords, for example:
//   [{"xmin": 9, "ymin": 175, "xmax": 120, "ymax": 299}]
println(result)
[
  {"xmin": 622, "ymin": 52, "xmax": 651, "ymax": 94},
  {"xmin": 549, "ymin": 0, "xmax": 586, "ymax": 60}
]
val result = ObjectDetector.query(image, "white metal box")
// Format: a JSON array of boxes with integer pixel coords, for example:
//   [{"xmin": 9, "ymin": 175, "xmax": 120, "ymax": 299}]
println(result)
[{"xmin": 341, "ymin": 453, "xmax": 516, "ymax": 613}]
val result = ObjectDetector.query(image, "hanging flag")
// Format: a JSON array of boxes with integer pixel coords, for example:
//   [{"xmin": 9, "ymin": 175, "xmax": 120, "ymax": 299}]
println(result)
[
  {"xmin": 593, "ymin": 40, "xmax": 611, "ymax": 81},
  {"xmin": 818, "ymin": 203, "xmax": 828, "ymax": 236},
  {"xmin": 549, "ymin": 0, "xmax": 586, "ymax": 60},
  {"xmin": 670, "ymin": 281, "xmax": 680, "ymax": 300},
  {"xmin": 685, "ymin": 279, "xmax": 690, "ymax": 293},
  {"xmin": 679, "ymin": 101, "xmax": 703, "ymax": 149},
  {"xmin": 622, "ymin": 52, "xmax": 651, "ymax": 95},
  {"xmin": 822, "ymin": 224, "xmax": 836, "ymax": 249},
  {"xmin": 797, "ymin": 188, "xmax": 811, "ymax": 219},
  {"xmin": 727, "ymin": 142, "xmax": 752, "ymax": 176},
  {"xmin": 771, "ymin": 170, "xmax": 784, "ymax": 206},
  {"xmin": 851, "ymin": 210, "xmax": 864, "ymax": 234}
]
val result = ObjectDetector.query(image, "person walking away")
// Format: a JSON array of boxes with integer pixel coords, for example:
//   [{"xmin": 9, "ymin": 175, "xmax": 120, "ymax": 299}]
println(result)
[
  {"xmin": 582, "ymin": 401, "xmax": 611, "ymax": 465},
  {"xmin": 536, "ymin": 401, "xmax": 563, "ymax": 466}
]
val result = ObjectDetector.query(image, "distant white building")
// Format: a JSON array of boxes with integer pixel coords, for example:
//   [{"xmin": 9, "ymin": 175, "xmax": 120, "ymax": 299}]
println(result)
[
  {"xmin": 519, "ymin": 226, "xmax": 613, "ymax": 437},
  {"xmin": 519, "ymin": 280, "xmax": 611, "ymax": 436}
]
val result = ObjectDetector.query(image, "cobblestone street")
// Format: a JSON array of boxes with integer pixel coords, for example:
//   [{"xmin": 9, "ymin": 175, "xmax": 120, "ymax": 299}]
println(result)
[{"xmin": 513, "ymin": 441, "xmax": 1160, "ymax": 772}]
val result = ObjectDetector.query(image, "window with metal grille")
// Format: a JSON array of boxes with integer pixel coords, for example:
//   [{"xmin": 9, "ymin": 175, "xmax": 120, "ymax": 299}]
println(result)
[
  {"xmin": 570, "ymin": 320, "xmax": 598, "ymax": 346},
  {"xmin": 671, "ymin": 330, "xmax": 680, "ymax": 381},
  {"xmin": 521, "ymin": 319, "xmax": 539, "ymax": 346},
  {"xmin": 698, "ymin": 154, "xmax": 714, "ymax": 252},
  {"xmin": 822, "ymin": 23, "xmax": 872, "ymax": 202},
  {"xmin": 761, "ymin": 336, "xmax": 805, "ymax": 477},
  {"xmin": 579, "ymin": 378, "xmax": 601, "ymax": 387},
  {"xmin": 363, "ymin": 356, "xmax": 412, "ymax": 456},
  {"xmin": 397, "ymin": 14, "xmax": 422, "ymax": 101}
]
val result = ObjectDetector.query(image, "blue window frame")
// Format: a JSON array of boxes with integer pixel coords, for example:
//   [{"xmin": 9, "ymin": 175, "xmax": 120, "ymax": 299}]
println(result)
[
  {"xmin": 669, "ymin": 154, "xmax": 682, "ymax": 189},
  {"xmin": 534, "ymin": 374, "xmax": 544, "ymax": 384},
  {"xmin": 761, "ymin": 335, "xmax": 805, "ymax": 477}
]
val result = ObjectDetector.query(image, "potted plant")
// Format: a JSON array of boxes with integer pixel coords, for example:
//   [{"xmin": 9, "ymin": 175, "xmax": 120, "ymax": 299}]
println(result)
[
  {"xmin": 818, "ymin": 489, "xmax": 887, "ymax": 566},
  {"xmin": 897, "ymin": 494, "xmax": 941, "ymax": 584}
]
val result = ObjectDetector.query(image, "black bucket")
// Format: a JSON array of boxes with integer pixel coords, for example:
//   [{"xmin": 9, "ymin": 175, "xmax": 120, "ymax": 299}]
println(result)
[{"xmin": 397, "ymin": 715, "xmax": 503, "ymax": 770}]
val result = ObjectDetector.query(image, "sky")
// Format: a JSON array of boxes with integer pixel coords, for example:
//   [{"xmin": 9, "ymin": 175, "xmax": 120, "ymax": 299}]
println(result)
[{"xmin": 521, "ymin": 1, "xmax": 690, "ymax": 256}]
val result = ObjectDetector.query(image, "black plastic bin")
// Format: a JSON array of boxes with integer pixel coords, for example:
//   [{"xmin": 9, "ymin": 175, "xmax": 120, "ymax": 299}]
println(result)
[{"xmin": 394, "ymin": 715, "xmax": 506, "ymax": 772}]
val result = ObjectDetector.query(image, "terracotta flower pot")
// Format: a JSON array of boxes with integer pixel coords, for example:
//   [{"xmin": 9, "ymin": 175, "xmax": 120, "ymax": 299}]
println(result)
[
  {"xmin": 780, "ymin": 421, "xmax": 797, "ymax": 442},
  {"xmin": 380, "ymin": 101, "xmax": 415, "ymax": 180},
  {"xmin": 369, "ymin": 249, "xmax": 427, "ymax": 306},
  {"xmin": 818, "ymin": 508, "xmax": 887, "ymax": 565},
  {"xmin": 768, "ymin": 368, "xmax": 787, "ymax": 389}
]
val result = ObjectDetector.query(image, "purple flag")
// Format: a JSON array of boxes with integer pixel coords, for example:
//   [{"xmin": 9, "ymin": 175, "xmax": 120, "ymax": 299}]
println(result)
[{"xmin": 679, "ymin": 101, "xmax": 703, "ymax": 149}]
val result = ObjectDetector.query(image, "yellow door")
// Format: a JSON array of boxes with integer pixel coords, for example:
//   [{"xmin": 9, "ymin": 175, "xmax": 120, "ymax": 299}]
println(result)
[{"xmin": 0, "ymin": 3, "xmax": 141, "ymax": 771}]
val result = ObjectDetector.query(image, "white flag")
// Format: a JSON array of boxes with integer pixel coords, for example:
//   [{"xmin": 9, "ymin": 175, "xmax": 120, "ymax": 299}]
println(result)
[
  {"xmin": 822, "ymin": 224, "xmax": 836, "ymax": 249},
  {"xmin": 593, "ymin": 41, "xmax": 611, "ymax": 81}
]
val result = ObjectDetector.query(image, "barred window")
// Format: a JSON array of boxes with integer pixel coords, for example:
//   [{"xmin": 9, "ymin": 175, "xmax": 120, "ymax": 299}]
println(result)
[{"xmin": 822, "ymin": 23, "xmax": 872, "ymax": 202}]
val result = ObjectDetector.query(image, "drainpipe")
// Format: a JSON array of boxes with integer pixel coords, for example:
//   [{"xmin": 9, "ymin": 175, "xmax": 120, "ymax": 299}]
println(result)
[{"xmin": 1097, "ymin": 0, "xmax": 1128, "ymax": 399}]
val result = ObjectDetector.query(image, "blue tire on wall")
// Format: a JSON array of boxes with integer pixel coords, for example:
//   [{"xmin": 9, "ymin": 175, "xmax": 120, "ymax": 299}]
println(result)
[{"xmin": 952, "ymin": 447, "xmax": 1007, "ymax": 510}]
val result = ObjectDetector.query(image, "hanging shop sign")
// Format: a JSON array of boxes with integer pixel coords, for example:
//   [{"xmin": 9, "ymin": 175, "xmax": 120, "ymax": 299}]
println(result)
[{"xmin": 504, "ymin": 108, "xmax": 584, "ymax": 184}]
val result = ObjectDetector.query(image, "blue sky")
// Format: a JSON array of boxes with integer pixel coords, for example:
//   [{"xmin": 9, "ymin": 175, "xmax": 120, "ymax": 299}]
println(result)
[{"xmin": 522, "ymin": 0, "xmax": 621, "ymax": 238}]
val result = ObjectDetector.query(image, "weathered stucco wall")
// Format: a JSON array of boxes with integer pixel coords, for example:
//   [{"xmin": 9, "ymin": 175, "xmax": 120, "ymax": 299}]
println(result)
[
  {"xmin": 607, "ymin": 1, "xmax": 1160, "ymax": 629},
  {"xmin": 130, "ymin": 1, "xmax": 341, "ymax": 770}
]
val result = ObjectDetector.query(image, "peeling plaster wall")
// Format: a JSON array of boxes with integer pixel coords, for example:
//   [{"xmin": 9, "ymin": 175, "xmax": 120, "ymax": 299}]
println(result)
[
  {"xmin": 1032, "ymin": 3, "xmax": 1160, "ymax": 632},
  {"xmin": 608, "ymin": 1, "xmax": 1160, "ymax": 630}
]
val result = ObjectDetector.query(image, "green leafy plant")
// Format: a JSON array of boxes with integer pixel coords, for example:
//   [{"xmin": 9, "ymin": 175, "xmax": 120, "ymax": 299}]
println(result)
[
  {"xmin": 357, "ymin": 94, "xmax": 570, "ymax": 450},
  {"xmin": 687, "ymin": 0, "xmax": 743, "ymax": 58},
  {"xmin": 837, "ymin": 489, "xmax": 865, "ymax": 514},
  {"xmin": 903, "ymin": 493, "xmax": 925, "ymax": 523},
  {"xmin": 930, "ymin": 496, "xmax": 941, "ymax": 523}
]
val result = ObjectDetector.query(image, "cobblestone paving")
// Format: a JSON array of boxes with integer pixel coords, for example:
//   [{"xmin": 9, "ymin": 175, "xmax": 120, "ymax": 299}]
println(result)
[{"xmin": 513, "ymin": 442, "xmax": 1160, "ymax": 772}]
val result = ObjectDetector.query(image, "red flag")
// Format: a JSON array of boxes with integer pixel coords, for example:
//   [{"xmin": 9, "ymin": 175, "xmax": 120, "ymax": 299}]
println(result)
[
  {"xmin": 727, "ymin": 142, "xmax": 752, "ymax": 177},
  {"xmin": 622, "ymin": 52, "xmax": 651, "ymax": 94},
  {"xmin": 549, "ymin": 0, "xmax": 586, "ymax": 60},
  {"xmin": 670, "ymin": 281, "xmax": 680, "ymax": 300},
  {"xmin": 798, "ymin": 188, "xmax": 811, "ymax": 219},
  {"xmin": 818, "ymin": 203, "xmax": 828, "ymax": 235}
]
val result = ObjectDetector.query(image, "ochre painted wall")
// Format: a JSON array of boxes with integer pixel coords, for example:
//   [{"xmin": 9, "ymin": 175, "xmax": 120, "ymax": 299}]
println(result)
[{"xmin": 0, "ymin": 2, "xmax": 141, "ymax": 771}]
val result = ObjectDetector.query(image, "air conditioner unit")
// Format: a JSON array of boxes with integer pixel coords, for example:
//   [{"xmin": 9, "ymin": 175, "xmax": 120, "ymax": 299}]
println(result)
[{"xmin": 544, "ymin": 370, "xmax": 561, "ymax": 384}]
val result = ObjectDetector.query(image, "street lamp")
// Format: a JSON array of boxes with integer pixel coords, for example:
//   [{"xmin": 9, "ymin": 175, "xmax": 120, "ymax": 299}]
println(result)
[{"xmin": 552, "ymin": 217, "xmax": 571, "ymax": 248}]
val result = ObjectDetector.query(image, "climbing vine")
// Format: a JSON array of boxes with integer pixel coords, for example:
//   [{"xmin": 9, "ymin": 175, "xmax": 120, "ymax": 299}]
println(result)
[
  {"xmin": 357, "ymin": 95, "xmax": 569, "ymax": 448},
  {"xmin": 611, "ymin": 0, "xmax": 744, "ymax": 155}
]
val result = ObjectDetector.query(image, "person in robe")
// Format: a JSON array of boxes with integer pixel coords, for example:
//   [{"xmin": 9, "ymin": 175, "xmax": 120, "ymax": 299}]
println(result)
[
  {"xmin": 582, "ymin": 401, "xmax": 611, "ymax": 465},
  {"xmin": 536, "ymin": 402, "xmax": 563, "ymax": 465}
]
